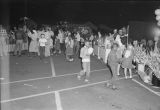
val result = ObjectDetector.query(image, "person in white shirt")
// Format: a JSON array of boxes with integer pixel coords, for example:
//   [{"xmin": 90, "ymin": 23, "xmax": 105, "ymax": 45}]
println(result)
[
  {"xmin": 39, "ymin": 34, "xmax": 47, "ymax": 60},
  {"xmin": 77, "ymin": 40, "xmax": 93, "ymax": 82}
]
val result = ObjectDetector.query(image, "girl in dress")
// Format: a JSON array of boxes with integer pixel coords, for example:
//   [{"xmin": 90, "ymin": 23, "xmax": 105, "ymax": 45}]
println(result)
[
  {"xmin": 104, "ymin": 35, "xmax": 111, "ymax": 64},
  {"xmin": 65, "ymin": 36, "xmax": 74, "ymax": 61},
  {"xmin": 121, "ymin": 44, "xmax": 134, "ymax": 79},
  {"xmin": 97, "ymin": 32, "xmax": 102, "ymax": 59},
  {"xmin": 39, "ymin": 34, "xmax": 47, "ymax": 60}
]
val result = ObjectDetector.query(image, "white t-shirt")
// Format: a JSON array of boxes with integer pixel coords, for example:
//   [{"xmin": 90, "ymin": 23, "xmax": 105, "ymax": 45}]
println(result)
[
  {"xmin": 39, "ymin": 38, "xmax": 47, "ymax": 47},
  {"xmin": 58, "ymin": 32, "xmax": 64, "ymax": 43}
]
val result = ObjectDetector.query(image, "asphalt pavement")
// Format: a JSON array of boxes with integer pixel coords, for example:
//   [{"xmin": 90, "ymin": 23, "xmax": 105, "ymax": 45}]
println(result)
[{"xmin": 0, "ymin": 54, "xmax": 160, "ymax": 110}]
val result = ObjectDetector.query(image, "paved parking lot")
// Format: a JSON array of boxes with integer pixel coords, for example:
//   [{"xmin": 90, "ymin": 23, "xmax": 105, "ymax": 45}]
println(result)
[{"xmin": 1, "ymin": 55, "xmax": 160, "ymax": 110}]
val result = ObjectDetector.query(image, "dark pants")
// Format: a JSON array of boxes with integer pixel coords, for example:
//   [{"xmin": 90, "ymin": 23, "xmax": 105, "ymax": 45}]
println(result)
[
  {"xmin": 39, "ymin": 46, "xmax": 45, "ymax": 59},
  {"xmin": 60, "ymin": 43, "xmax": 65, "ymax": 53},
  {"xmin": 74, "ymin": 41, "xmax": 80, "ymax": 55},
  {"xmin": 108, "ymin": 63, "xmax": 118, "ymax": 84}
]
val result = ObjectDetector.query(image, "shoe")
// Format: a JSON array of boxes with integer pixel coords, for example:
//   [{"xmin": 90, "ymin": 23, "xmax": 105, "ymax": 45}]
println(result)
[
  {"xmin": 111, "ymin": 85, "xmax": 118, "ymax": 90},
  {"xmin": 70, "ymin": 58, "xmax": 74, "ymax": 61},
  {"xmin": 129, "ymin": 76, "xmax": 133, "ymax": 79},
  {"xmin": 105, "ymin": 83, "xmax": 112, "ymax": 87},
  {"xmin": 125, "ymin": 76, "xmax": 128, "ymax": 79},
  {"xmin": 84, "ymin": 79, "xmax": 89, "ymax": 82},
  {"xmin": 77, "ymin": 75, "xmax": 81, "ymax": 80}
]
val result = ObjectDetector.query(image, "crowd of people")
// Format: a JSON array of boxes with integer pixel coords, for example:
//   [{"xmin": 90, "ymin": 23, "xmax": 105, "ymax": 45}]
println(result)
[
  {"xmin": 96, "ymin": 27, "xmax": 159, "ymax": 89},
  {"xmin": 0, "ymin": 24, "xmax": 85, "ymax": 62},
  {"xmin": 0, "ymin": 22, "xmax": 159, "ymax": 88}
]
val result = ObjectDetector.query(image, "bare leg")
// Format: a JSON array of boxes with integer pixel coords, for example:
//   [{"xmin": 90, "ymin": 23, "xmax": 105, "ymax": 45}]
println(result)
[
  {"xmin": 129, "ymin": 69, "xmax": 132, "ymax": 78},
  {"xmin": 124, "ymin": 68, "xmax": 128, "ymax": 79},
  {"xmin": 85, "ymin": 62, "xmax": 90, "ymax": 82},
  {"xmin": 117, "ymin": 64, "xmax": 120, "ymax": 76}
]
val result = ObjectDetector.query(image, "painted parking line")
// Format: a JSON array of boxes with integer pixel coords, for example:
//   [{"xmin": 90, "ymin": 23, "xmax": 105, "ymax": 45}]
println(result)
[
  {"xmin": 132, "ymin": 79, "xmax": 160, "ymax": 97},
  {"xmin": 55, "ymin": 91, "xmax": 63, "ymax": 110},
  {"xmin": 50, "ymin": 57, "xmax": 56, "ymax": 77},
  {"xmin": 1, "ymin": 68, "xmax": 108, "ymax": 85},
  {"xmin": 57, "ymin": 74, "xmax": 137, "ymax": 92},
  {"xmin": 0, "ymin": 75, "xmax": 53, "ymax": 85},
  {"xmin": 0, "ymin": 90, "xmax": 55, "ymax": 103},
  {"xmin": 0, "ymin": 75, "xmax": 137, "ymax": 103}
]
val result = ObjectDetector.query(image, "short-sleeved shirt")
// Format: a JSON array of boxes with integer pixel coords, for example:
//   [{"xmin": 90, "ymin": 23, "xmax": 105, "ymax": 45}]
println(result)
[
  {"xmin": 39, "ymin": 38, "xmax": 47, "ymax": 47},
  {"xmin": 80, "ymin": 46, "xmax": 90, "ymax": 62}
]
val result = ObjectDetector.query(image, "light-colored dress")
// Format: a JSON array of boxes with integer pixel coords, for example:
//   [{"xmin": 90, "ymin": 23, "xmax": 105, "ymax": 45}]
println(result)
[
  {"xmin": 66, "ymin": 38, "xmax": 74, "ymax": 55},
  {"xmin": 104, "ymin": 37, "xmax": 111, "ymax": 64},
  {"xmin": 28, "ymin": 30, "xmax": 38, "ymax": 53},
  {"xmin": 121, "ymin": 50, "xmax": 134, "ymax": 69},
  {"xmin": 45, "ymin": 31, "xmax": 54, "ymax": 57},
  {"xmin": 0, "ymin": 29, "xmax": 8, "ymax": 56}
]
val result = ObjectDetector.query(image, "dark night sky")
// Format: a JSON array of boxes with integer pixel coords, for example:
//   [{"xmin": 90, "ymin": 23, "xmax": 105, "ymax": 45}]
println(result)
[{"xmin": 0, "ymin": 0, "xmax": 160, "ymax": 28}]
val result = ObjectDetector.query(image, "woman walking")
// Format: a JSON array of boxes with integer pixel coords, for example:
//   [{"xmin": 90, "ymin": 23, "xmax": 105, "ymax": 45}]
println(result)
[
  {"xmin": 106, "ymin": 42, "xmax": 121, "ymax": 90},
  {"xmin": 28, "ymin": 29, "xmax": 38, "ymax": 57}
]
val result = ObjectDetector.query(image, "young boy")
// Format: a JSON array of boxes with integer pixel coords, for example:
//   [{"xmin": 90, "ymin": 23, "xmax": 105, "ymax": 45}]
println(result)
[
  {"xmin": 39, "ymin": 34, "xmax": 47, "ymax": 60},
  {"xmin": 77, "ymin": 40, "xmax": 93, "ymax": 82},
  {"xmin": 106, "ymin": 42, "xmax": 120, "ymax": 90}
]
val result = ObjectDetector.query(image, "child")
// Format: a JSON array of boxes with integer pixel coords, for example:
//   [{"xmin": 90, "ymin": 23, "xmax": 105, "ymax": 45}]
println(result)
[
  {"xmin": 65, "ymin": 36, "xmax": 74, "ymax": 61},
  {"xmin": 77, "ymin": 40, "xmax": 93, "ymax": 82},
  {"xmin": 106, "ymin": 42, "xmax": 120, "ymax": 90},
  {"xmin": 54, "ymin": 36, "xmax": 60, "ymax": 55},
  {"xmin": 49, "ymin": 38, "xmax": 53, "ymax": 55},
  {"xmin": 39, "ymin": 34, "xmax": 47, "ymax": 60},
  {"xmin": 121, "ymin": 44, "xmax": 134, "ymax": 79}
]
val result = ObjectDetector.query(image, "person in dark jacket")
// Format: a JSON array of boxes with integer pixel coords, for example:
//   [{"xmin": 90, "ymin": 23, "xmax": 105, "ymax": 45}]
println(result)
[
  {"xmin": 14, "ymin": 27, "xmax": 25, "ymax": 56},
  {"xmin": 106, "ymin": 42, "xmax": 121, "ymax": 90}
]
